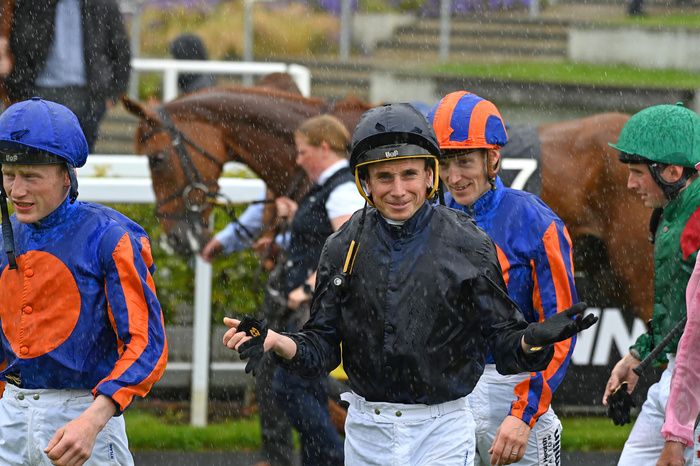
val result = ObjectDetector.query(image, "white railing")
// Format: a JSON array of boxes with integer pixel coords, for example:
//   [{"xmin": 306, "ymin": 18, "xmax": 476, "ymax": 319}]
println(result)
[
  {"xmin": 79, "ymin": 155, "xmax": 265, "ymax": 427},
  {"xmin": 78, "ymin": 156, "xmax": 263, "ymax": 203},
  {"xmin": 95, "ymin": 59, "xmax": 309, "ymax": 427},
  {"xmin": 130, "ymin": 58, "xmax": 312, "ymax": 102}
]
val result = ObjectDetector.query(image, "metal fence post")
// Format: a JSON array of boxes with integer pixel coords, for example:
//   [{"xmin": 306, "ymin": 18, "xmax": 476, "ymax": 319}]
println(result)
[
  {"xmin": 191, "ymin": 256, "xmax": 213, "ymax": 426},
  {"xmin": 529, "ymin": 0, "xmax": 539, "ymax": 18},
  {"xmin": 339, "ymin": 0, "xmax": 351, "ymax": 62},
  {"xmin": 162, "ymin": 68, "xmax": 179, "ymax": 102},
  {"xmin": 243, "ymin": 0, "xmax": 254, "ymax": 86},
  {"xmin": 439, "ymin": 0, "xmax": 451, "ymax": 63}
]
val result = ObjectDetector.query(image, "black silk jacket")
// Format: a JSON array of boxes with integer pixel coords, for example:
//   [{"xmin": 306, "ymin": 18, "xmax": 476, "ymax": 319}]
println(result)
[{"xmin": 281, "ymin": 202, "xmax": 554, "ymax": 405}]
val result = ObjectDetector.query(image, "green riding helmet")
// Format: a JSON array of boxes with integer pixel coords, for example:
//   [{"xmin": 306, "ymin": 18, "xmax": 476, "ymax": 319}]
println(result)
[
  {"xmin": 610, "ymin": 103, "xmax": 700, "ymax": 168},
  {"xmin": 611, "ymin": 103, "xmax": 700, "ymax": 200}
]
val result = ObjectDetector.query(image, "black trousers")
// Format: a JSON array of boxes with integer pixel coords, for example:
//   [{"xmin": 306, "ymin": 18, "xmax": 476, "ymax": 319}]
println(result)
[
  {"xmin": 255, "ymin": 283, "xmax": 294, "ymax": 466},
  {"xmin": 256, "ymin": 352, "xmax": 294, "ymax": 466}
]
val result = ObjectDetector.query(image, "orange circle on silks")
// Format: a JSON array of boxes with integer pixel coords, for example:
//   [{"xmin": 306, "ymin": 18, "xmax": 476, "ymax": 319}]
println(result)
[{"xmin": 0, "ymin": 251, "xmax": 82, "ymax": 359}]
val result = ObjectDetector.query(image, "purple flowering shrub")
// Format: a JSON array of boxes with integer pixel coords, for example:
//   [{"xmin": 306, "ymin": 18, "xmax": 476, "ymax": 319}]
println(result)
[
  {"xmin": 143, "ymin": 0, "xmax": 530, "ymax": 18},
  {"xmin": 417, "ymin": 0, "xmax": 531, "ymax": 16},
  {"xmin": 145, "ymin": 0, "xmax": 222, "ymax": 8}
]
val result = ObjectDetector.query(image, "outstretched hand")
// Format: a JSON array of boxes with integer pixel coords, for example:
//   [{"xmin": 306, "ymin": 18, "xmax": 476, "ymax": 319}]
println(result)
[
  {"xmin": 523, "ymin": 302, "xmax": 597, "ymax": 348},
  {"xmin": 223, "ymin": 316, "xmax": 269, "ymax": 376},
  {"xmin": 223, "ymin": 317, "xmax": 298, "ymax": 364}
]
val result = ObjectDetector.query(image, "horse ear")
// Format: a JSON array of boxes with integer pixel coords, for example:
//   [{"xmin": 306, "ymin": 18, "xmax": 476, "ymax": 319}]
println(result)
[
  {"xmin": 121, "ymin": 95, "xmax": 163, "ymax": 129},
  {"xmin": 256, "ymin": 72, "xmax": 302, "ymax": 95}
]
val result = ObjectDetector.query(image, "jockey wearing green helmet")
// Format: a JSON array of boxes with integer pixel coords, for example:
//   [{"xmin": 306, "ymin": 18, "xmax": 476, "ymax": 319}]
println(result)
[
  {"xmin": 604, "ymin": 102, "xmax": 700, "ymax": 465},
  {"xmin": 610, "ymin": 102, "xmax": 700, "ymax": 200}
]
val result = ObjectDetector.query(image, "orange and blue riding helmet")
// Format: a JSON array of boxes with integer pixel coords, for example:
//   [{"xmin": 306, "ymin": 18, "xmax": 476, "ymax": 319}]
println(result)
[{"xmin": 428, "ymin": 90, "xmax": 508, "ymax": 151}]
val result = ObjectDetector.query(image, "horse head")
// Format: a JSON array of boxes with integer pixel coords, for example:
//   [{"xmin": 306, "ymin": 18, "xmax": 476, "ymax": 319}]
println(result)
[
  {"xmin": 122, "ymin": 81, "xmax": 373, "ymax": 258},
  {"xmin": 123, "ymin": 94, "xmax": 228, "ymax": 256}
]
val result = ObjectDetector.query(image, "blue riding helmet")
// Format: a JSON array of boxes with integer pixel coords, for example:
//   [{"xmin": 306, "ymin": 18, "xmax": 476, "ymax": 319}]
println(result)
[
  {"xmin": 0, "ymin": 97, "xmax": 88, "ymax": 168},
  {"xmin": 0, "ymin": 98, "xmax": 89, "ymax": 269}
]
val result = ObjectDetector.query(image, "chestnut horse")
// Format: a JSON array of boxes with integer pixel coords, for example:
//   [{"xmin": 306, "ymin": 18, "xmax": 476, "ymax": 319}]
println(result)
[
  {"xmin": 121, "ymin": 84, "xmax": 371, "ymax": 251},
  {"xmin": 123, "ymin": 88, "xmax": 653, "ymax": 322}
]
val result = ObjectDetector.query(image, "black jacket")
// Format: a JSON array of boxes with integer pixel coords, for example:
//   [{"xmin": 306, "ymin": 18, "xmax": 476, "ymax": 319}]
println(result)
[
  {"xmin": 284, "ymin": 167, "xmax": 353, "ymax": 294},
  {"xmin": 281, "ymin": 202, "xmax": 553, "ymax": 405},
  {"xmin": 6, "ymin": 0, "xmax": 130, "ymax": 102}
]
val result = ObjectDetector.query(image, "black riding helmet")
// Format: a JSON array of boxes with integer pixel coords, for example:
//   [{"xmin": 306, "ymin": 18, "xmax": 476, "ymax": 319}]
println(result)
[
  {"xmin": 349, "ymin": 103, "xmax": 442, "ymax": 205},
  {"xmin": 330, "ymin": 104, "xmax": 442, "ymax": 292}
]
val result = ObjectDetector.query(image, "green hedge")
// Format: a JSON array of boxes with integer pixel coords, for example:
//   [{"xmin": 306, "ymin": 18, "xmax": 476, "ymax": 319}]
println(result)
[{"xmin": 110, "ymin": 203, "xmax": 265, "ymax": 325}]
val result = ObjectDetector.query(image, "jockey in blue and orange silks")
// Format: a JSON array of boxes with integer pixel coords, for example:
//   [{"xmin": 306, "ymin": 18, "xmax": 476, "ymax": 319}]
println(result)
[
  {"xmin": 0, "ymin": 98, "xmax": 167, "ymax": 466},
  {"xmin": 429, "ymin": 91, "xmax": 578, "ymax": 466}
]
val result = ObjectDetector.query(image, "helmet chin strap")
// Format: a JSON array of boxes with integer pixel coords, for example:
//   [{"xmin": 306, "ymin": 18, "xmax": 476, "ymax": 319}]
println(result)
[
  {"xmin": 0, "ymin": 199, "xmax": 16, "ymax": 269},
  {"xmin": 0, "ymin": 168, "xmax": 17, "ymax": 270},
  {"xmin": 649, "ymin": 163, "xmax": 696, "ymax": 200},
  {"xmin": 66, "ymin": 166, "xmax": 79, "ymax": 203}
]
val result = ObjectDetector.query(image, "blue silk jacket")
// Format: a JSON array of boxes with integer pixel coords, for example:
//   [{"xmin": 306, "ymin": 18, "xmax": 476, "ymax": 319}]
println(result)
[
  {"xmin": 446, "ymin": 176, "xmax": 578, "ymax": 427},
  {"xmin": 0, "ymin": 198, "xmax": 168, "ymax": 413}
]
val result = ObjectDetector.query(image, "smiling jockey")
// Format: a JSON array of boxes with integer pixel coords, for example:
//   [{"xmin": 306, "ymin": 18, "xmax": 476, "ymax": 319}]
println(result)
[
  {"xmin": 222, "ymin": 102, "xmax": 598, "ymax": 466},
  {"xmin": 429, "ymin": 90, "xmax": 579, "ymax": 466}
]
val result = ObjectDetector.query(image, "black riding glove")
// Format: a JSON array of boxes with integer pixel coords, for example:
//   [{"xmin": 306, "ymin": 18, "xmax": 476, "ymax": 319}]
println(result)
[
  {"xmin": 237, "ymin": 317, "xmax": 269, "ymax": 376},
  {"xmin": 607, "ymin": 382, "xmax": 635, "ymax": 426},
  {"xmin": 523, "ymin": 302, "xmax": 597, "ymax": 348}
]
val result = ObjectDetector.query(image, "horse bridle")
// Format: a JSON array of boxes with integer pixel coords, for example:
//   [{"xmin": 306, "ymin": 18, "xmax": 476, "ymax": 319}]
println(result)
[
  {"xmin": 140, "ymin": 106, "xmax": 308, "ymax": 261},
  {"xmin": 142, "ymin": 107, "xmax": 226, "ymax": 222}
]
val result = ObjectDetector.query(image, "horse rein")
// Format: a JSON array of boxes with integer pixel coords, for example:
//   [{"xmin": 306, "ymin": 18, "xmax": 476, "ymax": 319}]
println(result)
[
  {"xmin": 141, "ymin": 107, "xmax": 226, "ymax": 222},
  {"xmin": 140, "ymin": 106, "xmax": 307, "ymax": 253}
]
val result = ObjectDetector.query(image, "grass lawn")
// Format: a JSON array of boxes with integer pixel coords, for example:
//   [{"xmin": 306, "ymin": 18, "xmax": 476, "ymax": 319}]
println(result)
[
  {"xmin": 124, "ymin": 411, "xmax": 633, "ymax": 452},
  {"xmin": 433, "ymin": 61, "xmax": 700, "ymax": 90},
  {"xmin": 125, "ymin": 411, "xmax": 262, "ymax": 452},
  {"xmin": 561, "ymin": 416, "xmax": 634, "ymax": 452}
]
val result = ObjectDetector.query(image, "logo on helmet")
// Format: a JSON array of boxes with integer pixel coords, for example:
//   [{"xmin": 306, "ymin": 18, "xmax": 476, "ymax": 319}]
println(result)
[
  {"xmin": 6, "ymin": 154, "xmax": 18, "ymax": 162},
  {"xmin": 384, "ymin": 149, "xmax": 399, "ymax": 158},
  {"xmin": 10, "ymin": 129, "xmax": 29, "ymax": 141}
]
